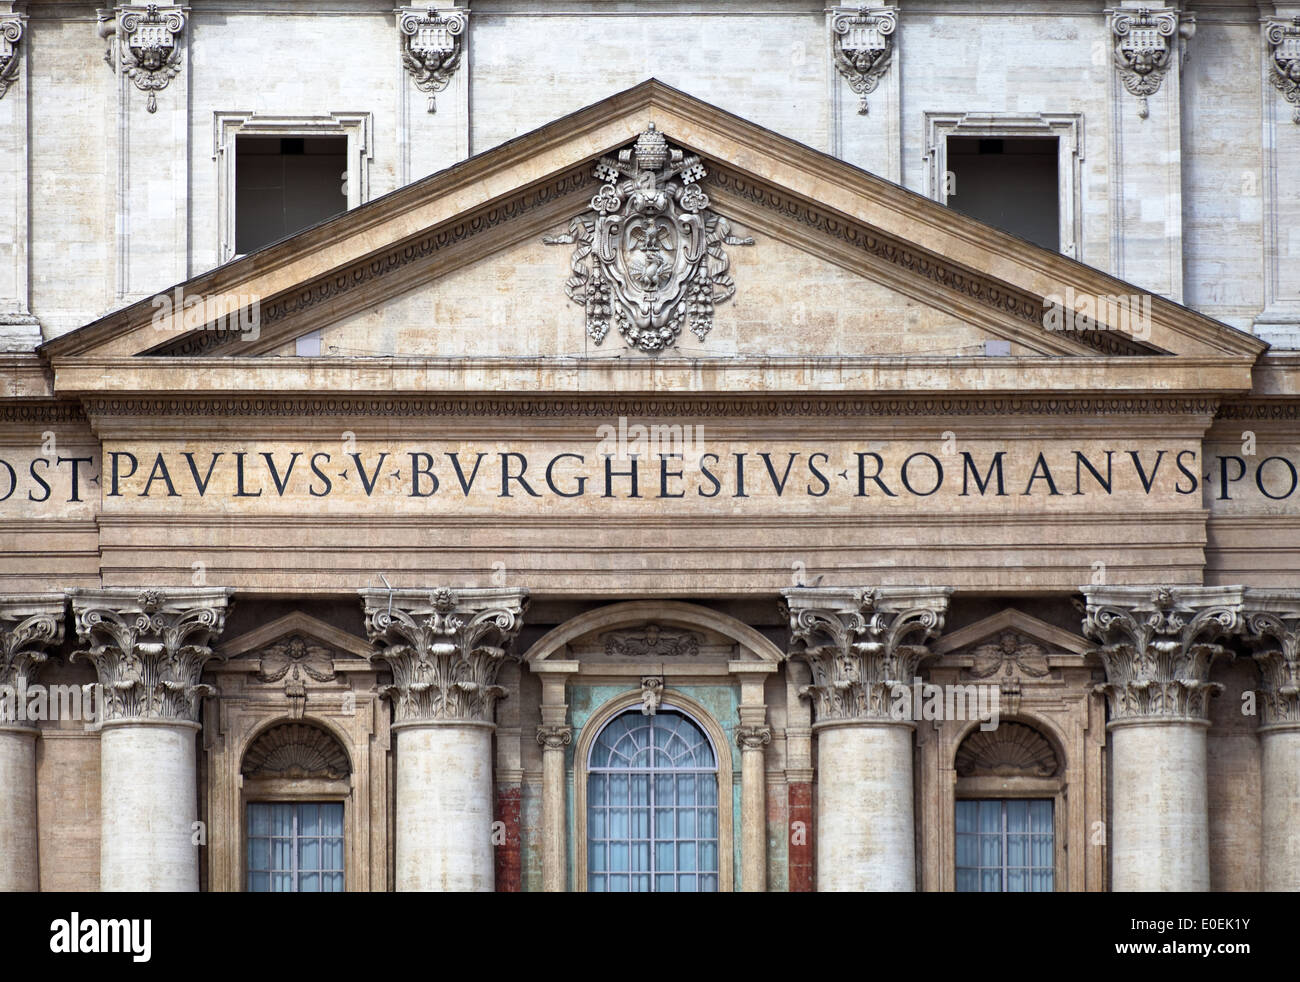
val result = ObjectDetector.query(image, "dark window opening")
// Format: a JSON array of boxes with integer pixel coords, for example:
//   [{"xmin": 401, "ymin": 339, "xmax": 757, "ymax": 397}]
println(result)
[
  {"xmin": 235, "ymin": 135, "xmax": 347, "ymax": 255},
  {"xmin": 945, "ymin": 135, "xmax": 1060, "ymax": 252}
]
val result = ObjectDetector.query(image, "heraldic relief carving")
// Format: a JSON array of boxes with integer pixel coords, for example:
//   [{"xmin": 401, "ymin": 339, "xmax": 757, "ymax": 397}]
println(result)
[
  {"xmin": 0, "ymin": 18, "xmax": 22, "ymax": 102},
  {"xmin": 1109, "ymin": 7, "xmax": 1186, "ymax": 120},
  {"xmin": 544, "ymin": 125, "xmax": 754, "ymax": 353},
  {"xmin": 830, "ymin": 6, "xmax": 897, "ymax": 116},
  {"xmin": 1268, "ymin": 16, "xmax": 1300, "ymax": 125}
]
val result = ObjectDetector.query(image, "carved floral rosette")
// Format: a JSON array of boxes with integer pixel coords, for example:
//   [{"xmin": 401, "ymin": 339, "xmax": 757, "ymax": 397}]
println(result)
[
  {"xmin": 1110, "ymin": 7, "xmax": 1181, "ymax": 119},
  {"xmin": 397, "ymin": 6, "xmax": 467, "ymax": 114},
  {"xmin": 1082, "ymin": 586, "xmax": 1241, "ymax": 723},
  {"xmin": 0, "ymin": 18, "xmax": 23, "ymax": 101},
  {"xmin": 362, "ymin": 586, "xmax": 528, "ymax": 724},
  {"xmin": 1267, "ymin": 17, "xmax": 1300, "ymax": 125},
  {"xmin": 782, "ymin": 587, "xmax": 950, "ymax": 722},
  {"xmin": 1242, "ymin": 592, "xmax": 1300, "ymax": 727},
  {"xmin": 543, "ymin": 125, "xmax": 753, "ymax": 353},
  {"xmin": 109, "ymin": 4, "xmax": 187, "ymax": 114},
  {"xmin": 830, "ymin": 6, "xmax": 897, "ymax": 115},
  {"xmin": 70, "ymin": 588, "xmax": 231, "ymax": 723}
]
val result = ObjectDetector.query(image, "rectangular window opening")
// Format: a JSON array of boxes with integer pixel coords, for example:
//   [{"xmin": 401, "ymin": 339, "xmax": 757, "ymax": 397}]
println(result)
[
  {"xmin": 945, "ymin": 135, "xmax": 1060, "ymax": 252},
  {"xmin": 246, "ymin": 801, "xmax": 345, "ymax": 892},
  {"xmin": 955, "ymin": 798, "xmax": 1055, "ymax": 892},
  {"xmin": 234, "ymin": 135, "xmax": 348, "ymax": 255}
]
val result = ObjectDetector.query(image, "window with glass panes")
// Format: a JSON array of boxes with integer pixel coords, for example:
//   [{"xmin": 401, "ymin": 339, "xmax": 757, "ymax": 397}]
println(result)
[
  {"xmin": 955, "ymin": 799, "xmax": 1054, "ymax": 892},
  {"xmin": 587, "ymin": 710, "xmax": 720, "ymax": 892},
  {"xmin": 246, "ymin": 802, "xmax": 344, "ymax": 892}
]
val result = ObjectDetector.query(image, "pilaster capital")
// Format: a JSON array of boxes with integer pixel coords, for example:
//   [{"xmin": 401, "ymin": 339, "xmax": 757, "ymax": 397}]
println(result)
[
  {"xmin": 1082, "ymin": 585, "xmax": 1243, "ymax": 723},
  {"xmin": 781, "ymin": 586, "xmax": 951, "ymax": 723},
  {"xmin": 736, "ymin": 725, "xmax": 772, "ymax": 752},
  {"xmin": 69, "ymin": 588, "xmax": 232, "ymax": 723},
  {"xmin": 360, "ymin": 586, "xmax": 529, "ymax": 725},
  {"xmin": 1243, "ymin": 589, "xmax": 1300, "ymax": 728},
  {"xmin": 536, "ymin": 723, "xmax": 573, "ymax": 751},
  {"xmin": 0, "ymin": 594, "xmax": 65, "ymax": 689}
]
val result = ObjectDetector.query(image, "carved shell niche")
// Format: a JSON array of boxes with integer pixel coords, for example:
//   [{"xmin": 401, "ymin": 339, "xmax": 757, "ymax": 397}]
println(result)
[
  {"xmin": 955, "ymin": 722, "xmax": 1059, "ymax": 778},
  {"xmin": 242, "ymin": 722, "xmax": 351, "ymax": 780}
]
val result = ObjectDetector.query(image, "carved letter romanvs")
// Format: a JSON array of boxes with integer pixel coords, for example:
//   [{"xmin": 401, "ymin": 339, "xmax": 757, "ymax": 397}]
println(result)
[{"xmin": 544, "ymin": 124, "xmax": 753, "ymax": 353}]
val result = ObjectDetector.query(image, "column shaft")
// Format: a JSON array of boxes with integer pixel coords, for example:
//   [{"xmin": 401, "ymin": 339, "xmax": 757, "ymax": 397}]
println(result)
[
  {"xmin": 0, "ymin": 727, "xmax": 38, "ymax": 890},
  {"xmin": 1261, "ymin": 728, "xmax": 1300, "ymax": 891},
  {"xmin": 740, "ymin": 742, "xmax": 767, "ymax": 892},
  {"xmin": 540, "ymin": 738, "xmax": 567, "ymax": 892}
]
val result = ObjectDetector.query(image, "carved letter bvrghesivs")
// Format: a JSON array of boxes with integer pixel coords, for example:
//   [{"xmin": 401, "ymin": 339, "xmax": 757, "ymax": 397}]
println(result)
[{"xmin": 543, "ymin": 125, "xmax": 753, "ymax": 353}]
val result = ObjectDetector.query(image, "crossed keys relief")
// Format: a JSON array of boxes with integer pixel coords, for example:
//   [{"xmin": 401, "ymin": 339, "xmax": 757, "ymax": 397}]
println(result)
[{"xmin": 544, "ymin": 124, "xmax": 754, "ymax": 353}]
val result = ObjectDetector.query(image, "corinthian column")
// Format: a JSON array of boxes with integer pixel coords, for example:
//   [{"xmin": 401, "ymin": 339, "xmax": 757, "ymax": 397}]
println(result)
[
  {"xmin": 362, "ymin": 586, "xmax": 528, "ymax": 892},
  {"xmin": 1243, "ymin": 591, "xmax": 1300, "ymax": 892},
  {"xmin": 0, "ymin": 595, "xmax": 64, "ymax": 892},
  {"xmin": 1082, "ymin": 585, "xmax": 1243, "ymax": 892},
  {"xmin": 782, "ymin": 586, "xmax": 951, "ymax": 891},
  {"xmin": 70, "ymin": 588, "xmax": 231, "ymax": 892}
]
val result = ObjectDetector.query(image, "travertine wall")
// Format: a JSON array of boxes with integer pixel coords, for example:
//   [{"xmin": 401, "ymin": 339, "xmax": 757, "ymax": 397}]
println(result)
[{"xmin": 5, "ymin": 0, "xmax": 1297, "ymax": 344}]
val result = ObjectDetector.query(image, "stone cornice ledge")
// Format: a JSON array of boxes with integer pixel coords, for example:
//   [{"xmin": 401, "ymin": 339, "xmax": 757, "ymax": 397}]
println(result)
[{"xmin": 48, "ymin": 354, "xmax": 1258, "ymax": 400}]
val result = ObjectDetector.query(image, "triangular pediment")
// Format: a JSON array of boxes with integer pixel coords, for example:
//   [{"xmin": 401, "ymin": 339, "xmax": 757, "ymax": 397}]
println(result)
[
  {"xmin": 215, "ymin": 611, "xmax": 374, "ymax": 673},
  {"xmin": 931, "ymin": 608, "xmax": 1093, "ymax": 662},
  {"xmin": 39, "ymin": 80, "xmax": 1265, "ymax": 397}
]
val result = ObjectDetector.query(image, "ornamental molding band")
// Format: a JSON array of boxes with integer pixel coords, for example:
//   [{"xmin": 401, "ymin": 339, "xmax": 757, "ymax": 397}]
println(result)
[
  {"xmin": 253, "ymin": 635, "xmax": 337, "ymax": 720},
  {"xmin": 360, "ymin": 586, "xmax": 528, "ymax": 725},
  {"xmin": 0, "ymin": 596, "xmax": 65, "ymax": 692},
  {"xmin": 397, "ymin": 6, "xmax": 467, "ymax": 114},
  {"xmin": 68, "ymin": 588, "xmax": 233, "ymax": 723},
  {"xmin": 1242, "ymin": 589, "xmax": 1300, "ymax": 728},
  {"xmin": 543, "ymin": 124, "xmax": 754, "ymax": 353},
  {"xmin": 781, "ymin": 586, "xmax": 952, "ymax": 724},
  {"xmin": 830, "ymin": 5, "xmax": 897, "ymax": 116},
  {"xmin": 99, "ymin": 4, "xmax": 187, "ymax": 113},
  {"xmin": 1081, "ymin": 585, "xmax": 1243, "ymax": 723},
  {"xmin": 242, "ymin": 722, "xmax": 350, "ymax": 780},
  {"xmin": 0, "ymin": 17, "xmax": 22, "ymax": 101},
  {"xmin": 1108, "ymin": 6, "xmax": 1191, "ymax": 119},
  {"xmin": 1267, "ymin": 16, "xmax": 1300, "ymax": 124},
  {"xmin": 601, "ymin": 624, "xmax": 700, "ymax": 658},
  {"xmin": 955, "ymin": 721, "xmax": 1059, "ymax": 778},
  {"xmin": 536, "ymin": 723, "xmax": 573, "ymax": 751}
]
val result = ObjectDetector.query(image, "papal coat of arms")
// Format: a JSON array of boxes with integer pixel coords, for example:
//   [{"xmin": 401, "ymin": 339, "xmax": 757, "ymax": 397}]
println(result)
[{"xmin": 544, "ymin": 125, "xmax": 753, "ymax": 353}]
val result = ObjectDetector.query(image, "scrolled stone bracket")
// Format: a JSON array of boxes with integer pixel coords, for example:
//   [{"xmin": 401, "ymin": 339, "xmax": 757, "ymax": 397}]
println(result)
[
  {"xmin": 1267, "ymin": 16, "xmax": 1300, "ymax": 125},
  {"xmin": 1107, "ymin": 6, "xmax": 1192, "ymax": 119},
  {"xmin": 781, "ymin": 586, "xmax": 952, "ymax": 724},
  {"xmin": 68, "ymin": 588, "xmax": 232, "ymax": 723},
  {"xmin": 361, "ymin": 586, "xmax": 528, "ymax": 726},
  {"xmin": 736, "ymin": 725, "xmax": 772, "ymax": 751},
  {"xmin": 1081, "ymin": 585, "xmax": 1243, "ymax": 724},
  {"xmin": 536, "ymin": 723, "xmax": 572, "ymax": 751},
  {"xmin": 830, "ymin": 5, "xmax": 897, "ymax": 116},
  {"xmin": 397, "ymin": 6, "xmax": 467, "ymax": 114},
  {"xmin": 100, "ymin": 4, "xmax": 188, "ymax": 114},
  {"xmin": 0, "ymin": 17, "xmax": 24, "ymax": 101},
  {"xmin": 1242, "ymin": 589, "xmax": 1300, "ymax": 729}
]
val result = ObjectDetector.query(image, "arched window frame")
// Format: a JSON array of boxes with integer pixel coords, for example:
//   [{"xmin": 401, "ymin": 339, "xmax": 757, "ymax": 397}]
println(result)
[{"xmin": 574, "ymin": 689, "xmax": 735, "ymax": 892}]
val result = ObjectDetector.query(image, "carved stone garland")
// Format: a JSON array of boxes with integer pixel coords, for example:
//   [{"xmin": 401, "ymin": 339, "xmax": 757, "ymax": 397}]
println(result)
[
  {"xmin": 782, "ymin": 587, "xmax": 950, "ymax": 722},
  {"xmin": 70, "ymin": 589, "xmax": 231, "ymax": 723},
  {"xmin": 0, "ymin": 18, "xmax": 22, "ymax": 101},
  {"xmin": 254, "ymin": 635, "xmax": 337, "ymax": 720},
  {"xmin": 397, "ymin": 6, "xmax": 467, "ymax": 114},
  {"xmin": 543, "ymin": 124, "xmax": 754, "ymax": 353},
  {"xmin": 1268, "ymin": 16, "xmax": 1300, "ymax": 125},
  {"xmin": 362, "ymin": 586, "xmax": 528, "ymax": 724},
  {"xmin": 602, "ymin": 624, "xmax": 700, "ymax": 658},
  {"xmin": 830, "ymin": 6, "xmax": 897, "ymax": 116},
  {"xmin": 104, "ymin": 4, "xmax": 187, "ymax": 114},
  {"xmin": 1081, "ymin": 586, "xmax": 1242, "ymax": 722},
  {"xmin": 1110, "ymin": 7, "xmax": 1183, "ymax": 120}
]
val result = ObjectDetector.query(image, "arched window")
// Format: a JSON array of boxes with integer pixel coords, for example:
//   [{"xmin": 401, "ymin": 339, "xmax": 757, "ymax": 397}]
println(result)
[{"xmin": 586, "ymin": 710, "xmax": 720, "ymax": 892}]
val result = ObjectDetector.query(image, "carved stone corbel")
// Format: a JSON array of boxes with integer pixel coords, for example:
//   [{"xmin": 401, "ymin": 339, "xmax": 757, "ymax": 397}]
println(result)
[
  {"xmin": 830, "ymin": 6, "xmax": 897, "ymax": 116},
  {"xmin": 1108, "ymin": 6, "xmax": 1192, "ymax": 119},
  {"xmin": 100, "ymin": 4, "xmax": 187, "ymax": 113},
  {"xmin": 0, "ymin": 17, "xmax": 23, "ymax": 101},
  {"xmin": 0, "ymin": 596, "xmax": 65, "ymax": 698},
  {"xmin": 360, "ymin": 586, "xmax": 528, "ymax": 725},
  {"xmin": 1081, "ymin": 585, "xmax": 1242, "ymax": 722},
  {"xmin": 639, "ymin": 676, "xmax": 664, "ymax": 716},
  {"xmin": 397, "ymin": 6, "xmax": 467, "ymax": 114},
  {"xmin": 1267, "ymin": 16, "xmax": 1300, "ymax": 125},
  {"xmin": 781, "ymin": 586, "xmax": 951, "ymax": 723},
  {"xmin": 1242, "ymin": 590, "xmax": 1300, "ymax": 727},
  {"xmin": 69, "ymin": 588, "xmax": 232, "ymax": 723}
]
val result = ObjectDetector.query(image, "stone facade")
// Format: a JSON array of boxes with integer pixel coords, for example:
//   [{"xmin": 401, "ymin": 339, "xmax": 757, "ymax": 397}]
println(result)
[{"xmin": 3, "ymin": 1, "xmax": 1300, "ymax": 893}]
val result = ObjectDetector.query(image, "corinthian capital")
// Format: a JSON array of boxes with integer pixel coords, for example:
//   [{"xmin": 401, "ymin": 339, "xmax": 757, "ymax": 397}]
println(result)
[
  {"xmin": 1243, "ymin": 589, "xmax": 1300, "ymax": 728},
  {"xmin": 360, "ymin": 586, "xmax": 528, "ymax": 725},
  {"xmin": 1081, "ymin": 585, "xmax": 1243, "ymax": 723},
  {"xmin": 781, "ymin": 586, "xmax": 951, "ymax": 723},
  {"xmin": 69, "ymin": 588, "xmax": 232, "ymax": 723},
  {"xmin": 0, "ymin": 595, "xmax": 65, "ymax": 689}
]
